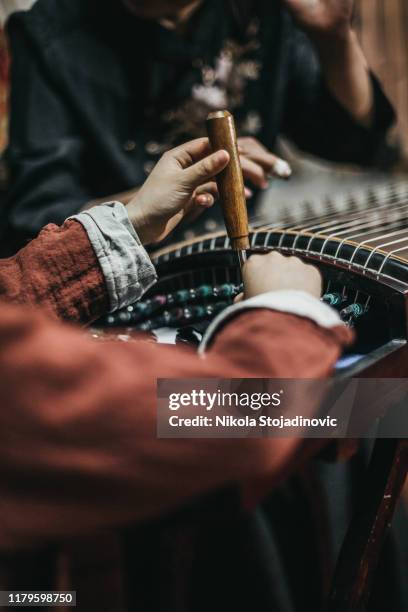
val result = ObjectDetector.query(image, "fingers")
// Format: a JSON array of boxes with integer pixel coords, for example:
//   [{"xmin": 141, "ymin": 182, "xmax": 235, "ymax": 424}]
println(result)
[
  {"xmin": 240, "ymin": 156, "xmax": 269, "ymax": 190},
  {"xmin": 194, "ymin": 182, "xmax": 219, "ymax": 207},
  {"xmin": 195, "ymin": 194, "xmax": 214, "ymax": 206},
  {"xmin": 238, "ymin": 137, "xmax": 292, "ymax": 183},
  {"xmin": 243, "ymin": 250, "xmax": 287, "ymax": 275},
  {"xmin": 170, "ymin": 137, "xmax": 213, "ymax": 167},
  {"xmin": 242, "ymin": 251, "xmax": 322, "ymax": 299},
  {"xmin": 270, "ymin": 158, "xmax": 292, "ymax": 180},
  {"xmin": 183, "ymin": 149, "xmax": 230, "ymax": 189},
  {"xmin": 247, "ymin": 251, "xmax": 321, "ymax": 284},
  {"xmin": 194, "ymin": 181, "xmax": 252, "ymax": 205},
  {"xmin": 240, "ymin": 150, "xmax": 292, "ymax": 180}
]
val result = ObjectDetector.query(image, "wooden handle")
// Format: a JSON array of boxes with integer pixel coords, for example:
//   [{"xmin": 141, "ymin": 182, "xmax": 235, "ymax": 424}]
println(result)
[{"xmin": 206, "ymin": 110, "xmax": 250, "ymax": 250}]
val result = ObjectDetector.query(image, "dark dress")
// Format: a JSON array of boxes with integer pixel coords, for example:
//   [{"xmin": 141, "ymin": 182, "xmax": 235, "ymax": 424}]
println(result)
[{"xmin": 3, "ymin": 0, "xmax": 394, "ymax": 247}]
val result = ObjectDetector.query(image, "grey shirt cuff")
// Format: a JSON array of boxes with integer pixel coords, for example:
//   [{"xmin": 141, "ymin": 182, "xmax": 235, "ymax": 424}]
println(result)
[{"xmin": 69, "ymin": 202, "xmax": 157, "ymax": 312}]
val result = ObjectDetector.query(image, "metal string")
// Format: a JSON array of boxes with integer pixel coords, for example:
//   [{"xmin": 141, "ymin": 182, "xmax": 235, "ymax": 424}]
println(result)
[
  {"xmin": 363, "ymin": 235, "xmax": 408, "ymax": 271},
  {"xmin": 349, "ymin": 227, "xmax": 408, "ymax": 264},
  {"xmin": 157, "ymin": 180, "xmax": 408, "ymax": 286},
  {"xmin": 252, "ymin": 189, "xmax": 408, "ymax": 251},
  {"xmin": 248, "ymin": 180, "xmax": 408, "ymax": 233},
  {"xmin": 300, "ymin": 200, "xmax": 408, "ymax": 254}
]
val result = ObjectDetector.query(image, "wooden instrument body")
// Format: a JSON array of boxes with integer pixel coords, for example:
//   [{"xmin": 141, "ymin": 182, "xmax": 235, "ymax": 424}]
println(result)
[
  {"xmin": 96, "ymin": 157, "xmax": 408, "ymax": 612},
  {"xmin": 147, "ymin": 222, "xmax": 408, "ymax": 612},
  {"xmin": 150, "ymin": 227, "xmax": 408, "ymax": 377},
  {"xmin": 95, "ymin": 188, "xmax": 408, "ymax": 611}
]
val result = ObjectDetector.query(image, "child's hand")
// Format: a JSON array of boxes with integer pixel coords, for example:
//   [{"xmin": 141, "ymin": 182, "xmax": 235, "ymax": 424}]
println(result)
[{"xmin": 126, "ymin": 138, "xmax": 229, "ymax": 245}]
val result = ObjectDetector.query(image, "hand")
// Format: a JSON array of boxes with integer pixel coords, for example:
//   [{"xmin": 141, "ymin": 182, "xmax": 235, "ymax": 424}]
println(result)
[
  {"xmin": 281, "ymin": 0, "xmax": 354, "ymax": 38},
  {"xmin": 242, "ymin": 251, "xmax": 322, "ymax": 299},
  {"xmin": 238, "ymin": 137, "xmax": 291, "ymax": 192},
  {"xmin": 126, "ymin": 138, "xmax": 229, "ymax": 245}
]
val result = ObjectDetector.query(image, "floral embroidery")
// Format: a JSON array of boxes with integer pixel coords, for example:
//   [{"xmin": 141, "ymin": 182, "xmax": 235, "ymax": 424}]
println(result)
[{"xmin": 147, "ymin": 19, "xmax": 263, "ymax": 161}]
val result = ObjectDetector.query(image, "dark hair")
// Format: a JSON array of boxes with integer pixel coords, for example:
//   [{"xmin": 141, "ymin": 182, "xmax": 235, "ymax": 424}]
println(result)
[{"xmin": 228, "ymin": 0, "xmax": 255, "ymax": 30}]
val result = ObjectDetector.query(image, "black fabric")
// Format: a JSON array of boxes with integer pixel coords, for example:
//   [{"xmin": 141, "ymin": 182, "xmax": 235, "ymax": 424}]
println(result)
[{"xmin": 3, "ymin": 0, "xmax": 395, "ymax": 245}]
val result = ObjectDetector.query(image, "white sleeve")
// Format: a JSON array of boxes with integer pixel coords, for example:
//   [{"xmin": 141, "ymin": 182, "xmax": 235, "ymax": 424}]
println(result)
[
  {"xmin": 69, "ymin": 202, "xmax": 157, "ymax": 312},
  {"xmin": 199, "ymin": 290, "xmax": 343, "ymax": 353},
  {"xmin": 0, "ymin": 0, "xmax": 37, "ymax": 26}
]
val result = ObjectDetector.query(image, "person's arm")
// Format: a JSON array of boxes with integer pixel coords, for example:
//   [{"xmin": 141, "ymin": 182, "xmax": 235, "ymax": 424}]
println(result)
[
  {"xmin": 0, "ymin": 139, "xmax": 228, "ymax": 321},
  {"xmin": 4, "ymin": 12, "xmax": 287, "ymax": 238},
  {"xmin": 281, "ymin": 0, "xmax": 395, "ymax": 165},
  {"xmin": 282, "ymin": 0, "xmax": 372, "ymax": 126},
  {"xmin": 0, "ymin": 219, "xmax": 109, "ymax": 322},
  {"xmin": 312, "ymin": 28, "xmax": 373, "ymax": 129},
  {"xmin": 0, "ymin": 136, "xmax": 354, "ymax": 548},
  {"xmin": 0, "ymin": 257, "xmax": 351, "ymax": 550}
]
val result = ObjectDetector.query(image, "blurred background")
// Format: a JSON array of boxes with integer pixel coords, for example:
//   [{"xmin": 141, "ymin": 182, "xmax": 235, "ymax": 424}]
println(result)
[
  {"xmin": 0, "ymin": 0, "xmax": 407, "ymax": 599},
  {"xmin": 0, "ymin": 0, "xmax": 408, "ymax": 224},
  {"xmin": 255, "ymin": 0, "xmax": 408, "ymax": 223}
]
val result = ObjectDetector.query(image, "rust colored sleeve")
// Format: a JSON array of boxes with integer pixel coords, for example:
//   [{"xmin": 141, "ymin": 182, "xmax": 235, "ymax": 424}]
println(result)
[
  {"xmin": 0, "ymin": 300, "xmax": 352, "ymax": 550},
  {"xmin": 0, "ymin": 220, "xmax": 108, "ymax": 322}
]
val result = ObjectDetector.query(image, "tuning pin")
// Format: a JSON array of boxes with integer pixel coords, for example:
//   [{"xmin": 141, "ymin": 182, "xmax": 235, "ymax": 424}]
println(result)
[
  {"xmin": 152, "ymin": 295, "xmax": 167, "ymax": 308},
  {"xmin": 175, "ymin": 290, "xmax": 191, "ymax": 304},
  {"xmin": 322, "ymin": 293, "xmax": 347, "ymax": 307},
  {"xmin": 347, "ymin": 195, "xmax": 358, "ymax": 211},
  {"xmin": 196, "ymin": 285, "xmax": 213, "ymax": 299},
  {"xmin": 216, "ymin": 283, "xmax": 236, "ymax": 298},
  {"xmin": 182, "ymin": 307, "xmax": 194, "ymax": 321},
  {"xmin": 135, "ymin": 302, "xmax": 149, "ymax": 315},
  {"xmin": 139, "ymin": 320, "xmax": 155, "ymax": 331},
  {"xmin": 303, "ymin": 201, "xmax": 314, "ymax": 217},
  {"xmin": 192, "ymin": 306, "xmax": 206, "ymax": 319},
  {"xmin": 118, "ymin": 311, "xmax": 132, "ymax": 324},
  {"xmin": 340, "ymin": 303, "xmax": 367, "ymax": 324}
]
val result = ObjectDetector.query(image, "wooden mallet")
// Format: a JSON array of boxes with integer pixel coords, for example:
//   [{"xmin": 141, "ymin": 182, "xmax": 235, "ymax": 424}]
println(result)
[{"xmin": 206, "ymin": 110, "xmax": 250, "ymax": 269}]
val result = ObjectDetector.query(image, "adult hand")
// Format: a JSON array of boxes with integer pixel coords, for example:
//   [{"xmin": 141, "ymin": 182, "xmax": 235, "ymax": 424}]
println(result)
[
  {"xmin": 242, "ymin": 251, "xmax": 322, "ymax": 299},
  {"xmin": 238, "ymin": 137, "xmax": 291, "ymax": 192},
  {"xmin": 281, "ymin": 0, "xmax": 354, "ymax": 38},
  {"xmin": 126, "ymin": 138, "xmax": 229, "ymax": 245}
]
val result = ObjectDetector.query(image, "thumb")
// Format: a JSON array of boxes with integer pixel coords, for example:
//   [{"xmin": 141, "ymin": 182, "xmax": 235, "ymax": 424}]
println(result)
[{"xmin": 183, "ymin": 150, "xmax": 230, "ymax": 189}]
